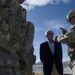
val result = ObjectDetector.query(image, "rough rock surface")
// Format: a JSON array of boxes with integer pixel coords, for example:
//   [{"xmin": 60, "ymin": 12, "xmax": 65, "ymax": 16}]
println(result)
[{"xmin": 0, "ymin": 0, "xmax": 36, "ymax": 75}]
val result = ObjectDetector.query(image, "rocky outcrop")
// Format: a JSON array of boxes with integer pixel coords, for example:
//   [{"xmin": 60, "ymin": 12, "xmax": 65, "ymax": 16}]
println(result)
[{"xmin": 0, "ymin": 0, "xmax": 36, "ymax": 75}]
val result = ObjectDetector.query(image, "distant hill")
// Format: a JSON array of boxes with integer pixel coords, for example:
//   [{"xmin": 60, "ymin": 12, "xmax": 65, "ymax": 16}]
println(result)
[{"xmin": 34, "ymin": 61, "xmax": 70, "ymax": 67}]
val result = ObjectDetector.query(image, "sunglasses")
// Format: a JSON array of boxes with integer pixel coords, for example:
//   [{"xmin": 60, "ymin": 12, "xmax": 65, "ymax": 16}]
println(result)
[{"xmin": 47, "ymin": 33, "xmax": 54, "ymax": 35}]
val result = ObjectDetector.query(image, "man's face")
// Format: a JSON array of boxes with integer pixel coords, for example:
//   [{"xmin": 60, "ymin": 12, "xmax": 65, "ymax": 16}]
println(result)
[
  {"xmin": 46, "ymin": 31, "xmax": 54, "ymax": 41},
  {"xmin": 69, "ymin": 17, "xmax": 75, "ymax": 25}
]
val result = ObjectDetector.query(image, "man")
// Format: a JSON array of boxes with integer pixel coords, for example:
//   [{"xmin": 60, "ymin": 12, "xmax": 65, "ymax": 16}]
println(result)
[
  {"xmin": 55, "ymin": 9, "xmax": 75, "ymax": 75},
  {"xmin": 40, "ymin": 30, "xmax": 63, "ymax": 75}
]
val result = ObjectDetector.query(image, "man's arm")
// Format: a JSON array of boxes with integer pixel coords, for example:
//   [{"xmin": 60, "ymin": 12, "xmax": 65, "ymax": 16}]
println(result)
[
  {"xmin": 55, "ymin": 27, "xmax": 75, "ymax": 44},
  {"xmin": 40, "ymin": 44, "xmax": 44, "ymax": 63},
  {"xmin": 59, "ymin": 43, "xmax": 63, "ymax": 60}
]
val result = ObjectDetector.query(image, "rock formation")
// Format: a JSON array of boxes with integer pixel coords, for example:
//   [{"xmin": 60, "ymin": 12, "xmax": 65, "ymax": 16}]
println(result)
[{"xmin": 0, "ymin": 0, "xmax": 36, "ymax": 75}]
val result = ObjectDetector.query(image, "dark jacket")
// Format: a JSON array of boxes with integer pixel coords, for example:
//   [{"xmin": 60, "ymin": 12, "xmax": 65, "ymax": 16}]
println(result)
[{"xmin": 40, "ymin": 41, "xmax": 62, "ymax": 63}]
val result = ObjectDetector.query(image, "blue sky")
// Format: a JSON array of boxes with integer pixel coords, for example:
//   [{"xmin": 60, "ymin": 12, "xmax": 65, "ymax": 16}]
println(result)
[{"xmin": 21, "ymin": 0, "xmax": 75, "ymax": 62}]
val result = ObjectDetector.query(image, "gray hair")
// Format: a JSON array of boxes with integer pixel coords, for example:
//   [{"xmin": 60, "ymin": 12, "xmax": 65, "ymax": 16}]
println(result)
[{"xmin": 45, "ymin": 30, "xmax": 54, "ymax": 36}]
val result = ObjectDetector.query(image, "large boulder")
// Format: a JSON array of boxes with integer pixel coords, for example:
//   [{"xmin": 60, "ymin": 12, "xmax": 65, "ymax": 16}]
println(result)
[{"xmin": 0, "ymin": 0, "xmax": 36, "ymax": 75}]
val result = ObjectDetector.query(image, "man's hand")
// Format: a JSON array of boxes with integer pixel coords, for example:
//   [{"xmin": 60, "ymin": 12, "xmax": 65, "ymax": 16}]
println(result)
[{"xmin": 60, "ymin": 27, "xmax": 67, "ymax": 34}]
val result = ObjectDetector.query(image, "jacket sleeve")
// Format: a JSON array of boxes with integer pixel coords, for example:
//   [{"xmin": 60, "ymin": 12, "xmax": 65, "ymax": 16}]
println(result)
[
  {"xmin": 40, "ymin": 44, "xmax": 44, "ymax": 62},
  {"xmin": 59, "ymin": 43, "xmax": 63, "ymax": 60},
  {"xmin": 56, "ymin": 26, "xmax": 75, "ymax": 44}
]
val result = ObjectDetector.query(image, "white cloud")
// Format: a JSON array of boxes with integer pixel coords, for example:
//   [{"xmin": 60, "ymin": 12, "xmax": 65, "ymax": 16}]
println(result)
[
  {"xmin": 25, "ymin": 0, "xmax": 50, "ymax": 6},
  {"xmin": 44, "ymin": 19, "xmax": 71, "ymax": 35},
  {"xmin": 45, "ymin": 19, "xmax": 69, "ymax": 30},
  {"xmin": 62, "ymin": 0, "xmax": 72, "ymax": 4},
  {"xmin": 21, "ymin": 0, "xmax": 72, "ymax": 10},
  {"xmin": 35, "ymin": 26, "xmax": 46, "ymax": 32}
]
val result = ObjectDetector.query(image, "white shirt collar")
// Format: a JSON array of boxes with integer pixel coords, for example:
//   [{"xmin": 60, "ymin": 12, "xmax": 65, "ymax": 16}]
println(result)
[{"xmin": 47, "ymin": 40, "xmax": 54, "ymax": 44}]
